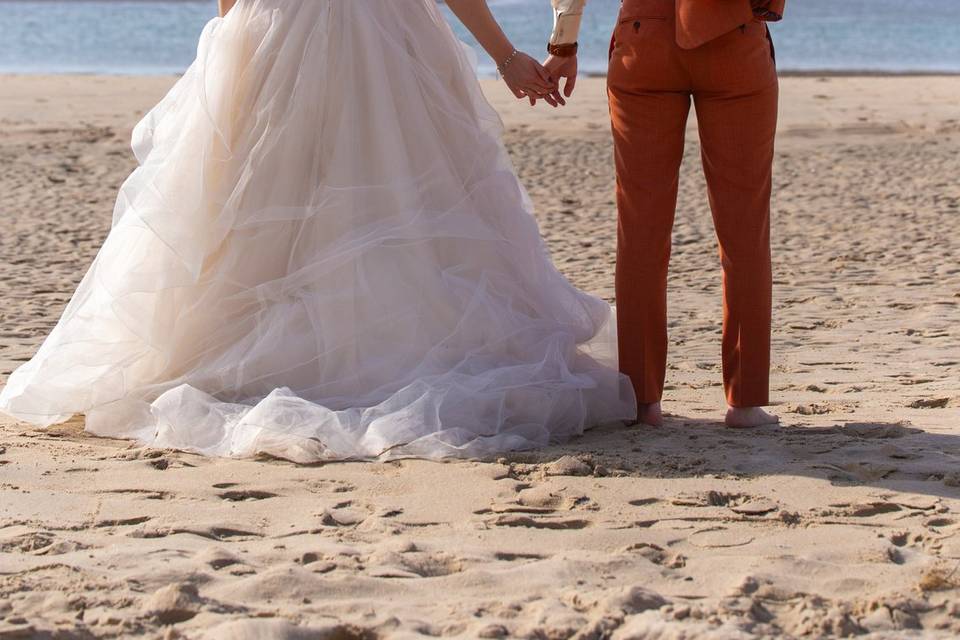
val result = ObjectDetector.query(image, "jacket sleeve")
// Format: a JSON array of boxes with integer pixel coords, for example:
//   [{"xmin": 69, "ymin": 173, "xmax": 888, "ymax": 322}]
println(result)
[{"xmin": 550, "ymin": 0, "xmax": 587, "ymax": 45}]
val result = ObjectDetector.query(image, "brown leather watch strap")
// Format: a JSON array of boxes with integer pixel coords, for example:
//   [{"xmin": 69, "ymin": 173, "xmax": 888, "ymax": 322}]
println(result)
[{"xmin": 547, "ymin": 42, "xmax": 579, "ymax": 57}]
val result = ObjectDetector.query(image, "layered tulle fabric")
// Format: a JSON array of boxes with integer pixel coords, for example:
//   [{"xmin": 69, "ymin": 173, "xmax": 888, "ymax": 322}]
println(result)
[{"xmin": 0, "ymin": 0, "xmax": 636, "ymax": 461}]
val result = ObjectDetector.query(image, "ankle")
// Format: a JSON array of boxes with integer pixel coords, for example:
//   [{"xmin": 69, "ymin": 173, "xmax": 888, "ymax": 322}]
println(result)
[{"xmin": 635, "ymin": 401, "xmax": 663, "ymax": 427}]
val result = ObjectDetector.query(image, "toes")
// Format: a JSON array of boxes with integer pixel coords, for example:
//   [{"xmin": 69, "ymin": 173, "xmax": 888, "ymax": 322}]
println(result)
[{"xmin": 725, "ymin": 408, "xmax": 780, "ymax": 428}]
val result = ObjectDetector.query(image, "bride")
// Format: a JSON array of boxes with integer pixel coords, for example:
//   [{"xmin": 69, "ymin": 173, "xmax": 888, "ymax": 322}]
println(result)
[{"xmin": 0, "ymin": 0, "xmax": 636, "ymax": 462}]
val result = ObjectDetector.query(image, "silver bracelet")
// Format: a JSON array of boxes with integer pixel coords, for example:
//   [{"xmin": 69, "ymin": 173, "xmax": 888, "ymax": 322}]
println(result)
[{"xmin": 496, "ymin": 49, "xmax": 520, "ymax": 76}]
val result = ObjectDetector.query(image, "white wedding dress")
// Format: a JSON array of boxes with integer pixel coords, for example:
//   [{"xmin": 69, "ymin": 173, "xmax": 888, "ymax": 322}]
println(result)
[{"xmin": 0, "ymin": 0, "xmax": 636, "ymax": 462}]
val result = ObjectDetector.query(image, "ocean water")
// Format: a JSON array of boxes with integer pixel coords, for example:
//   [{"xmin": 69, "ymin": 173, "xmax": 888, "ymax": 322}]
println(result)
[{"xmin": 0, "ymin": 0, "xmax": 958, "ymax": 76}]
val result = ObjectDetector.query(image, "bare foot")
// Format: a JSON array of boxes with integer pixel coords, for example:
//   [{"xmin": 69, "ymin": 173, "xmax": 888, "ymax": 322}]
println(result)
[
  {"xmin": 725, "ymin": 406, "xmax": 779, "ymax": 429},
  {"xmin": 636, "ymin": 402, "xmax": 663, "ymax": 427}
]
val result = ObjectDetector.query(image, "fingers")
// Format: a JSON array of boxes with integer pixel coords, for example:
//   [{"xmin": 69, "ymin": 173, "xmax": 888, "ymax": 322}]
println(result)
[
  {"xmin": 550, "ymin": 87, "xmax": 566, "ymax": 107},
  {"xmin": 540, "ymin": 59, "xmax": 575, "ymax": 104},
  {"xmin": 531, "ymin": 77, "xmax": 557, "ymax": 94},
  {"xmin": 564, "ymin": 71, "xmax": 577, "ymax": 98},
  {"xmin": 520, "ymin": 83, "xmax": 557, "ymax": 105},
  {"xmin": 534, "ymin": 63, "xmax": 554, "ymax": 86},
  {"xmin": 525, "ymin": 90, "xmax": 555, "ymax": 107},
  {"xmin": 524, "ymin": 59, "xmax": 559, "ymax": 95},
  {"xmin": 518, "ymin": 83, "xmax": 562, "ymax": 108},
  {"xmin": 508, "ymin": 78, "xmax": 553, "ymax": 99},
  {"xmin": 502, "ymin": 52, "xmax": 568, "ymax": 107},
  {"xmin": 537, "ymin": 77, "xmax": 561, "ymax": 107},
  {"xmin": 510, "ymin": 82, "xmax": 559, "ymax": 107}
]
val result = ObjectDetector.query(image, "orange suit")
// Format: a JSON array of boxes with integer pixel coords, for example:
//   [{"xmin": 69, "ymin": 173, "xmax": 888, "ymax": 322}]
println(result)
[{"xmin": 607, "ymin": 0, "xmax": 784, "ymax": 408}]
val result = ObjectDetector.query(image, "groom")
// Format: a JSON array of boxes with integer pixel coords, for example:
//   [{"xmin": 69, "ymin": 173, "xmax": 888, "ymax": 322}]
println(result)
[{"xmin": 543, "ymin": 0, "xmax": 785, "ymax": 428}]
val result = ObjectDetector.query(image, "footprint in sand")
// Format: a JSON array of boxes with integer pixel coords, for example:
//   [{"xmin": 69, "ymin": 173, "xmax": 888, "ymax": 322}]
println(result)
[
  {"xmin": 888, "ymin": 531, "xmax": 912, "ymax": 547},
  {"xmin": 195, "ymin": 547, "xmax": 244, "ymax": 571},
  {"xmin": 103, "ymin": 488, "xmax": 173, "ymax": 500},
  {"xmin": 923, "ymin": 517, "xmax": 956, "ymax": 529},
  {"xmin": 908, "ymin": 397, "xmax": 951, "ymax": 409},
  {"xmin": 481, "ymin": 502, "xmax": 555, "ymax": 515},
  {"xmin": 540, "ymin": 455, "xmax": 595, "ymax": 478},
  {"xmin": 622, "ymin": 542, "xmax": 687, "ymax": 568},
  {"xmin": 791, "ymin": 402, "xmax": 845, "ymax": 415},
  {"xmin": 824, "ymin": 501, "xmax": 903, "ymax": 518},
  {"xmin": 217, "ymin": 489, "xmax": 279, "ymax": 502},
  {"xmin": 305, "ymin": 479, "xmax": 356, "ymax": 494},
  {"xmin": 366, "ymin": 549, "xmax": 464, "ymax": 579},
  {"xmin": 811, "ymin": 461, "xmax": 898, "ymax": 484},
  {"xmin": 672, "ymin": 491, "xmax": 778, "ymax": 516},
  {"xmin": 318, "ymin": 508, "xmax": 367, "ymax": 527},
  {"xmin": 299, "ymin": 552, "xmax": 337, "ymax": 573},
  {"xmin": 878, "ymin": 443, "xmax": 920, "ymax": 460},
  {"xmin": 480, "ymin": 483, "xmax": 595, "ymax": 516},
  {"xmin": 688, "ymin": 526, "xmax": 754, "ymax": 549},
  {"xmin": 839, "ymin": 422, "xmax": 920, "ymax": 439},
  {"xmin": 489, "ymin": 514, "xmax": 592, "ymax": 530},
  {"xmin": 493, "ymin": 551, "xmax": 549, "ymax": 562},
  {"xmin": 129, "ymin": 524, "xmax": 263, "ymax": 541},
  {"xmin": 0, "ymin": 529, "xmax": 57, "ymax": 554},
  {"xmin": 516, "ymin": 486, "xmax": 565, "ymax": 510},
  {"xmin": 94, "ymin": 515, "xmax": 152, "ymax": 528}
]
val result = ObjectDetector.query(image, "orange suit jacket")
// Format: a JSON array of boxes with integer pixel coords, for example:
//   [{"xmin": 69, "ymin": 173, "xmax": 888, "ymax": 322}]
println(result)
[{"xmin": 675, "ymin": 0, "xmax": 786, "ymax": 49}]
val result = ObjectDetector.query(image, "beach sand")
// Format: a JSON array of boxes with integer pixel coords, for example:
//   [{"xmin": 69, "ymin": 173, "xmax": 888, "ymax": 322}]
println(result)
[{"xmin": 1, "ymin": 74, "xmax": 958, "ymax": 638}]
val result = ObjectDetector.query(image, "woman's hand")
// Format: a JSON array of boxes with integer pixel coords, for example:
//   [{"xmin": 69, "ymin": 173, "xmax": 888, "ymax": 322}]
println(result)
[
  {"xmin": 444, "ymin": 1, "xmax": 563, "ymax": 106},
  {"xmin": 501, "ymin": 52, "xmax": 564, "ymax": 107}
]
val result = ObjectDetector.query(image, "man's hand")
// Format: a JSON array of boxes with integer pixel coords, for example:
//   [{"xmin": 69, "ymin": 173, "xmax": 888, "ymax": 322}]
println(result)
[{"xmin": 543, "ymin": 54, "xmax": 578, "ymax": 101}]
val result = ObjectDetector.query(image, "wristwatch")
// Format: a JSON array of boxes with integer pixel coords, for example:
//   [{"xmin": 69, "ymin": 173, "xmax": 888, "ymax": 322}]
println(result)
[{"xmin": 547, "ymin": 42, "xmax": 579, "ymax": 57}]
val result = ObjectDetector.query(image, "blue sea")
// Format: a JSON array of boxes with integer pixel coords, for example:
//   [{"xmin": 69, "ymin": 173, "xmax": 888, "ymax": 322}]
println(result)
[{"xmin": 0, "ymin": 0, "xmax": 958, "ymax": 76}]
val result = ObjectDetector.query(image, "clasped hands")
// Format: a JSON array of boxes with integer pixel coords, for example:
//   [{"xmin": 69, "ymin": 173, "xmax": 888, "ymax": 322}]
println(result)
[{"xmin": 501, "ymin": 53, "xmax": 578, "ymax": 107}]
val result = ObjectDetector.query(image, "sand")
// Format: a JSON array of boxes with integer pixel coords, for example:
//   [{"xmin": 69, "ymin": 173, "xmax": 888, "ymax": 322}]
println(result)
[{"xmin": 1, "ymin": 74, "xmax": 959, "ymax": 638}]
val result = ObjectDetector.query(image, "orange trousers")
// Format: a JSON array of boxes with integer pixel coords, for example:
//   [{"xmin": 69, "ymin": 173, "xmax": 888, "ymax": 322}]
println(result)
[{"xmin": 607, "ymin": 0, "xmax": 778, "ymax": 408}]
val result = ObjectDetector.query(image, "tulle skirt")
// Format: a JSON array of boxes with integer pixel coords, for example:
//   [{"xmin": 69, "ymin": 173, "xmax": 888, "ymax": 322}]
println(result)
[{"xmin": 0, "ymin": 0, "xmax": 636, "ymax": 462}]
